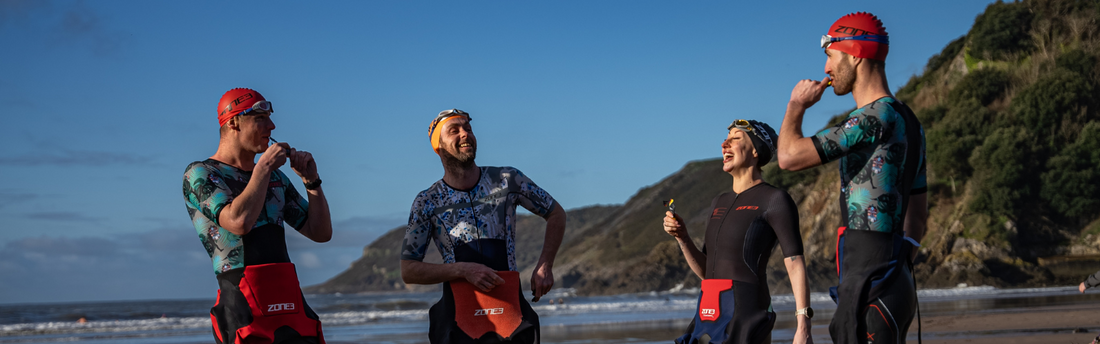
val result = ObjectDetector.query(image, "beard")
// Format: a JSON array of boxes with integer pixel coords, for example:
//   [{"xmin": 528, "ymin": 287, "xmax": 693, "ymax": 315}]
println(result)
[
  {"xmin": 832, "ymin": 58, "xmax": 856, "ymax": 96},
  {"xmin": 440, "ymin": 142, "xmax": 477, "ymax": 171}
]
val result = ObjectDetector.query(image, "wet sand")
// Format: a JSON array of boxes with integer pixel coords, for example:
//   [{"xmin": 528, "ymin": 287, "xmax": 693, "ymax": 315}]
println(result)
[
  {"xmin": 543, "ymin": 295, "xmax": 1100, "ymax": 344},
  {"xmin": 907, "ymin": 302, "xmax": 1100, "ymax": 344}
]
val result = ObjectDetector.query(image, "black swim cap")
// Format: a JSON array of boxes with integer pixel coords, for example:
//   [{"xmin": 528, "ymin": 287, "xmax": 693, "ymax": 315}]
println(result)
[{"xmin": 728, "ymin": 119, "xmax": 778, "ymax": 168}]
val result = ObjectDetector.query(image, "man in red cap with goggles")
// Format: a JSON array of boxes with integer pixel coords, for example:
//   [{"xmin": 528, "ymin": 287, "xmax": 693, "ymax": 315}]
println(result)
[
  {"xmin": 183, "ymin": 88, "xmax": 332, "ymax": 344},
  {"xmin": 401, "ymin": 109, "xmax": 567, "ymax": 344},
  {"xmin": 777, "ymin": 12, "xmax": 927, "ymax": 344}
]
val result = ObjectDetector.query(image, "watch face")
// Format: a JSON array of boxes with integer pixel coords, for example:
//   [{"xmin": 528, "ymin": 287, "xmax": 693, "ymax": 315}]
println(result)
[{"xmin": 807, "ymin": 307, "xmax": 814, "ymax": 318}]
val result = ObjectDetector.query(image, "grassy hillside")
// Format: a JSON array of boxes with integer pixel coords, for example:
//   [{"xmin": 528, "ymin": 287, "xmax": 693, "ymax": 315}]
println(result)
[
  {"xmin": 309, "ymin": 0, "xmax": 1100, "ymax": 295},
  {"xmin": 886, "ymin": 0, "xmax": 1100, "ymax": 288}
]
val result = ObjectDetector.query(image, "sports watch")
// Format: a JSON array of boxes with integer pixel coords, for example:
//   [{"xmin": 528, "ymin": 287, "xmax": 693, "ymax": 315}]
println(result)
[
  {"xmin": 304, "ymin": 178, "xmax": 322, "ymax": 190},
  {"xmin": 796, "ymin": 307, "xmax": 814, "ymax": 319}
]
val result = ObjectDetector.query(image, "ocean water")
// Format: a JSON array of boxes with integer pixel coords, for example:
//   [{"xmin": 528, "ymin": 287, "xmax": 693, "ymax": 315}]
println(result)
[{"xmin": 0, "ymin": 285, "xmax": 1093, "ymax": 344}]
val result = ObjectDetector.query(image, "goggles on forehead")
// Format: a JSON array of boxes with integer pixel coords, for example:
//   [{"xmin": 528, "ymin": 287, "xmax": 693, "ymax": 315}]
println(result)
[
  {"xmin": 728, "ymin": 119, "xmax": 753, "ymax": 132},
  {"xmin": 240, "ymin": 100, "xmax": 273, "ymax": 115},
  {"xmin": 728, "ymin": 119, "xmax": 775, "ymax": 150},
  {"xmin": 820, "ymin": 34, "xmax": 889, "ymax": 49},
  {"xmin": 428, "ymin": 109, "xmax": 471, "ymax": 136}
]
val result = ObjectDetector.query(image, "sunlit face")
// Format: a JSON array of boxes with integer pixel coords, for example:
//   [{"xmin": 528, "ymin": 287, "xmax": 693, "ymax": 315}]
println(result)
[
  {"xmin": 720, "ymin": 129, "xmax": 757, "ymax": 173},
  {"xmin": 234, "ymin": 111, "xmax": 275, "ymax": 153},
  {"xmin": 824, "ymin": 49, "xmax": 856, "ymax": 96},
  {"xmin": 438, "ymin": 116, "xmax": 476, "ymax": 163}
]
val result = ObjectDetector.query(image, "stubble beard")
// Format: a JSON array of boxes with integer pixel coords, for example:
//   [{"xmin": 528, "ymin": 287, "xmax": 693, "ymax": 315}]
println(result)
[{"xmin": 832, "ymin": 59, "xmax": 856, "ymax": 96}]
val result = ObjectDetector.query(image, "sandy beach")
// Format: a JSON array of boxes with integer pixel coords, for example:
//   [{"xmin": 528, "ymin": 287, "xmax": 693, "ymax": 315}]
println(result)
[{"xmin": 905, "ymin": 302, "xmax": 1100, "ymax": 344}]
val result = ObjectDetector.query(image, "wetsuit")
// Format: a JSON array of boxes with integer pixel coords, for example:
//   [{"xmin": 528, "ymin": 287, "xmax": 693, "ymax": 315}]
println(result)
[
  {"xmin": 402, "ymin": 166, "xmax": 558, "ymax": 344},
  {"xmin": 184, "ymin": 159, "xmax": 323, "ymax": 344},
  {"xmin": 1083, "ymin": 270, "xmax": 1100, "ymax": 290},
  {"xmin": 810, "ymin": 97, "xmax": 926, "ymax": 344},
  {"xmin": 676, "ymin": 183, "xmax": 804, "ymax": 344}
]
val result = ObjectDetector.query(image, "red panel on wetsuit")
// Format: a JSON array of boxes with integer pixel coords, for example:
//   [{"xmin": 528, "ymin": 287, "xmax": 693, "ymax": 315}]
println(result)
[
  {"xmin": 211, "ymin": 290, "xmax": 222, "ymax": 343},
  {"xmin": 450, "ymin": 271, "xmax": 523, "ymax": 339},
  {"xmin": 836, "ymin": 226, "xmax": 847, "ymax": 276},
  {"xmin": 241, "ymin": 263, "xmax": 302, "ymax": 317},
  {"xmin": 699, "ymin": 279, "xmax": 733, "ymax": 321},
  {"xmin": 235, "ymin": 263, "xmax": 324, "ymax": 344}
]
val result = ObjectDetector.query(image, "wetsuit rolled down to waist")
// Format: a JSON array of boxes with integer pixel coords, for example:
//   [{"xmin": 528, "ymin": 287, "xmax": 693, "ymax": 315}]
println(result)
[
  {"xmin": 677, "ymin": 185, "xmax": 803, "ymax": 344},
  {"xmin": 829, "ymin": 227, "xmax": 917, "ymax": 344},
  {"xmin": 429, "ymin": 239, "xmax": 540, "ymax": 344},
  {"xmin": 678, "ymin": 279, "xmax": 775, "ymax": 344},
  {"xmin": 209, "ymin": 224, "xmax": 325, "ymax": 344}
]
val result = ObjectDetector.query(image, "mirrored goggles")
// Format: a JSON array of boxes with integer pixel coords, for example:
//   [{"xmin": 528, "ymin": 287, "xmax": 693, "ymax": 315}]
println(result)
[
  {"xmin": 727, "ymin": 119, "xmax": 753, "ymax": 132},
  {"xmin": 820, "ymin": 34, "xmax": 889, "ymax": 49},
  {"xmin": 240, "ymin": 100, "xmax": 273, "ymax": 115}
]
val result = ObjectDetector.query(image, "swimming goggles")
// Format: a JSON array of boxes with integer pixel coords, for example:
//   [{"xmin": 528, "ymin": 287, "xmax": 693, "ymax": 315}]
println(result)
[
  {"xmin": 727, "ymin": 119, "xmax": 775, "ymax": 151},
  {"xmin": 727, "ymin": 119, "xmax": 753, "ymax": 132},
  {"xmin": 428, "ymin": 109, "xmax": 471, "ymax": 136},
  {"xmin": 820, "ymin": 34, "xmax": 889, "ymax": 49},
  {"xmin": 240, "ymin": 100, "xmax": 273, "ymax": 115}
]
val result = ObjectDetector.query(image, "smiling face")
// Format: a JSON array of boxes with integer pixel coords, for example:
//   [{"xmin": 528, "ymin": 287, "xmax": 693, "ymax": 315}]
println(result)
[
  {"xmin": 825, "ymin": 49, "xmax": 856, "ymax": 96},
  {"xmin": 230, "ymin": 111, "xmax": 276, "ymax": 154},
  {"xmin": 721, "ymin": 129, "xmax": 758, "ymax": 173},
  {"xmin": 438, "ymin": 116, "xmax": 477, "ymax": 165}
]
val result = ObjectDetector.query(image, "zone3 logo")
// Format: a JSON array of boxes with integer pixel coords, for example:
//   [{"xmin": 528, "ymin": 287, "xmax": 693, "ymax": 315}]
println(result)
[
  {"xmin": 474, "ymin": 308, "xmax": 505, "ymax": 316},
  {"xmin": 700, "ymin": 309, "xmax": 716, "ymax": 316},
  {"xmin": 267, "ymin": 303, "xmax": 297, "ymax": 312}
]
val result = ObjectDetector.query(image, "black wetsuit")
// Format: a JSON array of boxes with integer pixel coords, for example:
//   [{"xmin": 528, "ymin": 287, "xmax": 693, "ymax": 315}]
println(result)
[{"xmin": 677, "ymin": 183, "xmax": 803, "ymax": 344}]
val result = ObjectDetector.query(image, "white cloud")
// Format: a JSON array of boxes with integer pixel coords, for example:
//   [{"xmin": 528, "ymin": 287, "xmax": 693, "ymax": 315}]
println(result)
[{"xmin": 297, "ymin": 252, "xmax": 322, "ymax": 268}]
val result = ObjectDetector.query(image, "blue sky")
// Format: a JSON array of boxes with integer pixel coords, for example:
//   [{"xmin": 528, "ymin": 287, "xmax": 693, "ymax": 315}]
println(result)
[{"xmin": 0, "ymin": 0, "xmax": 996, "ymax": 304}]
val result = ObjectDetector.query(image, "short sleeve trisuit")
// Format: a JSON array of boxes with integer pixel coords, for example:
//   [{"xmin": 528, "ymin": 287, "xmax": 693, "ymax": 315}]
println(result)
[
  {"xmin": 813, "ymin": 97, "xmax": 925, "ymax": 344},
  {"xmin": 401, "ymin": 166, "xmax": 557, "ymax": 271},
  {"xmin": 403, "ymin": 166, "xmax": 557, "ymax": 344},
  {"xmin": 182, "ymin": 159, "xmax": 309, "ymax": 274},
  {"xmin": 701, "ymin": 183, "xmax": 803, "ymax": 289},
  {"xmin": 677, "ymin": 183, "xmax": 803, "ymax": 344},
  {"xmin": 811, "ymin": 96, "xmax": 927, "ymax": 234}
]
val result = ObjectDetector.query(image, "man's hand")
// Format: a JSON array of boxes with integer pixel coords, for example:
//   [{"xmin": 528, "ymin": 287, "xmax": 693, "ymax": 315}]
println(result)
[
  {"xmin": 258, "ymin": 142, "xmax": 290, "ymax": 171},
  {"xmin": 663, "ymin": 211, "xmax": 688, "ymax": 240},
  {"xmin": 460, "ymin": 262, "xmax": 505, "ymax": 292},
  {"xmin": 530, "ymin": 262, "xmax": 554, "ymax": 302},
  {"xmin": 288, "ymin": 148, "xmax": 319, "ymax": 183},
  {"xmin": 789, "ymin": 77, "xmax": 831, "ymax": 110},
  {"xmin": 1081, "ymin": 282, "xmax": 1088, "ymax": 293}
]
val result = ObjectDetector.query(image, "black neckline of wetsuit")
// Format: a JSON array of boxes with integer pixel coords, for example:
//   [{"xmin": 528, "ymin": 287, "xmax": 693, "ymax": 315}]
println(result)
[{"xmin": 440, "ymin": 167, "xmax": 484, "ymax": 192}]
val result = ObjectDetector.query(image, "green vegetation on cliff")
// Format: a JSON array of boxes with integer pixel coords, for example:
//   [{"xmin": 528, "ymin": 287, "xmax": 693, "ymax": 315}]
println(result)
[
  {"xmin": 893, "ymin": 0, "xmax": 1100, "ymax": 287},
  {"xmin": 310, "ymin": 0, "xmax": 1100, "ymax": 295}
]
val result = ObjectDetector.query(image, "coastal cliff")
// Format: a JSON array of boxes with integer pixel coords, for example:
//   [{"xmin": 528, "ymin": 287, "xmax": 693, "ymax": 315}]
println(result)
[{"xmin": 307, "ymin": 0, "xmax": 1100, "ymax": 296}]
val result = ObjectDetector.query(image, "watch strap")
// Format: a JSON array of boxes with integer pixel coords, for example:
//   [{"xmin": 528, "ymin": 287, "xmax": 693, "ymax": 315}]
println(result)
[{"xmin": 304, "ymin": 178, "xmax": 322, "ymax": 190}]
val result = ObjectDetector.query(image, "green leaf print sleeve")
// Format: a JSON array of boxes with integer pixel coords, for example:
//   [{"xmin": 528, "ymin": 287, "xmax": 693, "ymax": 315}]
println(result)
[
  {"xmin": 912, "ymin": 155, "xmax": 928, "ymax": 194},
  {"xmin": 183, "ymin": 162, "xmax": 234, "ymax": 228},
  {"xmin": 811, "ymin": 108, "xmax": 887, "ymax": 164}
]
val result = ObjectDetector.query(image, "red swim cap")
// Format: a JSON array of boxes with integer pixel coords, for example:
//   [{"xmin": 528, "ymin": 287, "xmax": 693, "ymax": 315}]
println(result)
[
  {"xmin": 217, "ymin": 88, "xmax": 268, "ymax": 127},
  {"xmin": 825, "ymin": 12, "xmax": 889, "ymax": 61}
]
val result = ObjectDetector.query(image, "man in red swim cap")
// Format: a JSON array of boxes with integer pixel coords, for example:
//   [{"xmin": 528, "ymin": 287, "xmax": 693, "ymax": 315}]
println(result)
[
  {"xmin": 183, "ymin": 88, "xmax": 333, "ymax": 344},
  {"xmin": 777, "ymin": 12, "xmax": 928, "ymax": 344}
]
